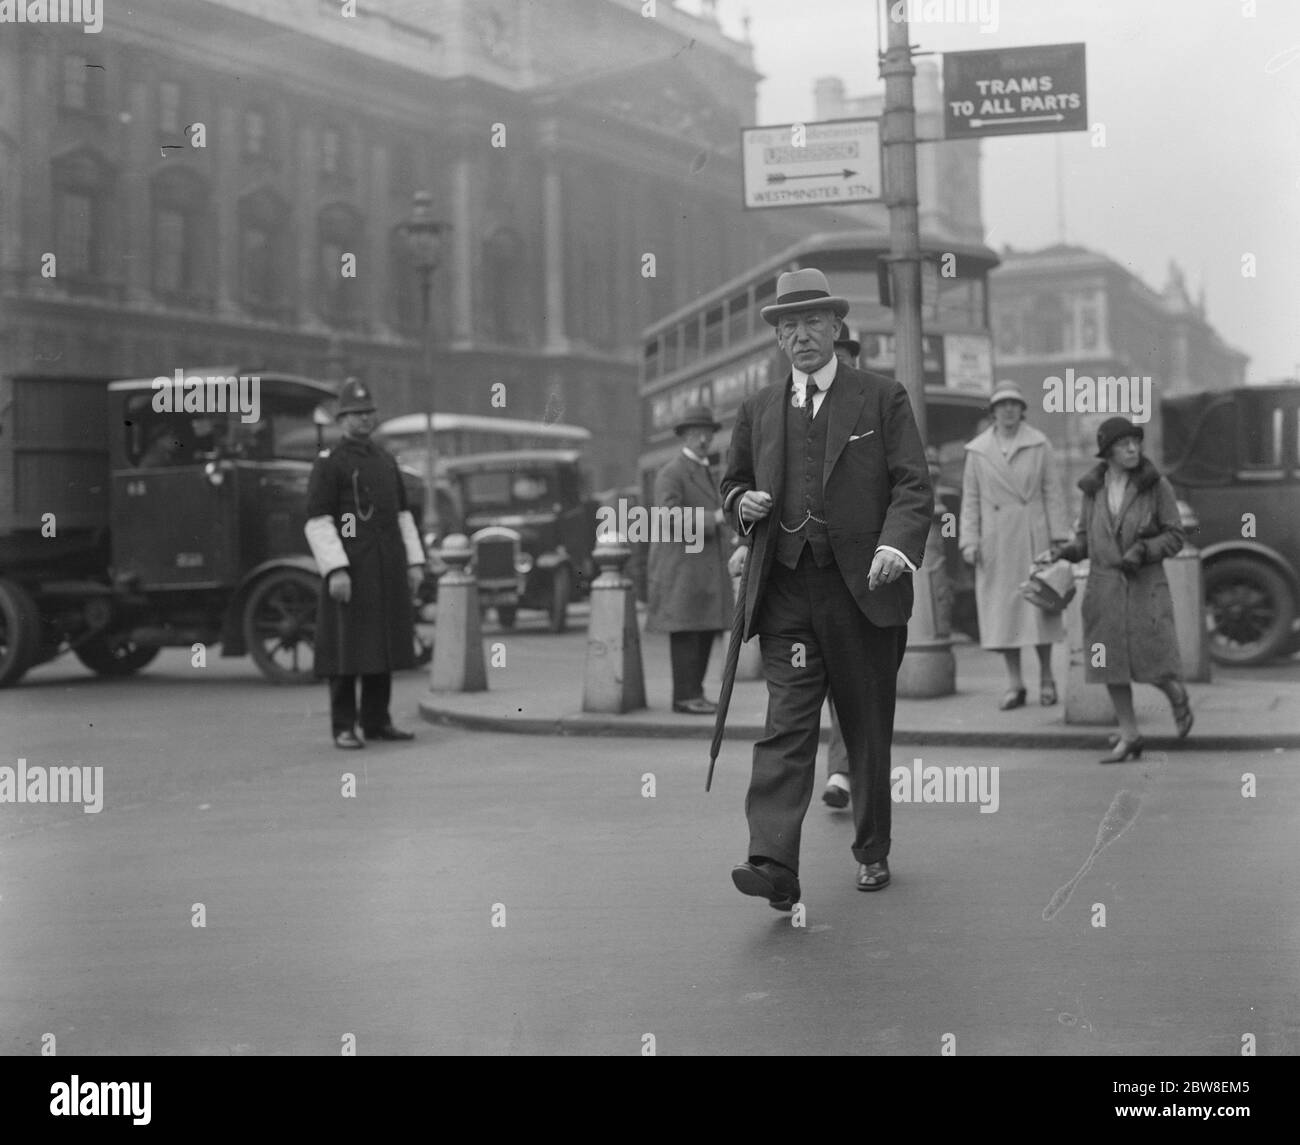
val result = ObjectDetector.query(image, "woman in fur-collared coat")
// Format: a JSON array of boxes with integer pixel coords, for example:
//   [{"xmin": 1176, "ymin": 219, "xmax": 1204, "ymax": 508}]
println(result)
[{"xmin": 1047, "ymin": 417, "xmax": 1194, "ymax": 763}]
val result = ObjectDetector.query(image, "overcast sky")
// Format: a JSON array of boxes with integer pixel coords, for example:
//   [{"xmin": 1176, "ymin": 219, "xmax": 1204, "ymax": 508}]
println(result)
[{"xmin": 681, "ymin": 0, "xmax": 1300, "ymax": 384}]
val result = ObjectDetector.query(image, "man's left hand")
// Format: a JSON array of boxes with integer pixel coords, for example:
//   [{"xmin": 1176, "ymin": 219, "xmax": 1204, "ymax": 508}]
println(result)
[
  {"xmin": 408, "ymin": 566, "xmax": 425, "ymax": 596},
  {"xmin": 868, "ymin": 548, "xmax": 910, "ymax": 590}
]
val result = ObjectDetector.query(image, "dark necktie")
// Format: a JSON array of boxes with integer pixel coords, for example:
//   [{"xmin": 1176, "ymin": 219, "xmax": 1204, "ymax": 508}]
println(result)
[{"xmin": 803, "ymin": 380, "xmax": 818, "ymax": 421}]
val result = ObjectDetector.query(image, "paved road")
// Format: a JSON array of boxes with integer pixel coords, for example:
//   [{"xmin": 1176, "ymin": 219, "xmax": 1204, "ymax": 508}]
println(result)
[{"xmin": 1, "ymin": 649, "xmax": 1297, "ymax": 1055}]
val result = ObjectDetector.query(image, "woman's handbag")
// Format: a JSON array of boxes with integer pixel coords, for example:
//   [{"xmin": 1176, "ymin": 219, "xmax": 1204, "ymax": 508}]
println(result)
[{"xmin": 1019, "ymin": 558, "xmax": 1076, "ymax": 614}]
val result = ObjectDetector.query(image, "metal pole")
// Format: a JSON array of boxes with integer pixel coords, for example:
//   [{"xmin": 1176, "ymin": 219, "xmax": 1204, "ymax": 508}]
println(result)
[
  {"xmin": 421, "ymin": 272, "xmax": 439, "ymax": 537},
  {"xmin": 881, "ymin": 2, "xmax": 955, "ymax": 697}
]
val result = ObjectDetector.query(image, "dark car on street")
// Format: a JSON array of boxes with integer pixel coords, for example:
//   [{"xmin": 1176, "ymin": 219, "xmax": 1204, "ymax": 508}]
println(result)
[
  {"xmin": 440, "ymin": 449, "xmax": 599, "ymax": 633},
  {"xmin": 1162, "ymin": 382, "xmax": 1300, "ymax": 665}
]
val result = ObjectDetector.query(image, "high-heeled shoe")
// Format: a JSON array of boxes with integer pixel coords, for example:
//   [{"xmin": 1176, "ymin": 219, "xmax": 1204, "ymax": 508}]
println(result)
[
  {"xmin": 1168, "ymin": 683, "xmax": 1194, "ymax": 739},
  {"xmin": 1099, "ymin": 735, "xmax": 1144, "ymax": 764},
  {"xmin": 998, "ymin": 687, "xmax": 1027, "ymax": 711}
]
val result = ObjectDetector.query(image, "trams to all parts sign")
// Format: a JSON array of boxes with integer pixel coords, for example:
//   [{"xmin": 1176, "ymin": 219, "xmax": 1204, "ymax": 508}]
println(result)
[
  {"xmin": 943, "ymin": 42, "xmax": 1087, "ymax": 139},
  {"xmin": 741, "ymin": 119, "xmax": 882, "ymax": 210}
]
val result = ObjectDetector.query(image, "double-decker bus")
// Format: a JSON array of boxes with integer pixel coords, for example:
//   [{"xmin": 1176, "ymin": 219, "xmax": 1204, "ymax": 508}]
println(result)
[{"xmin": 637, "ymin": 227, "xmax": 1001, "ymax": 638}]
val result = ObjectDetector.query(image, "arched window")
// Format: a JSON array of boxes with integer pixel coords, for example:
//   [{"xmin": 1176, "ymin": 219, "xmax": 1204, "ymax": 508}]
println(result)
[
  {"xmin": 51, "ymin": 147, "xmax": 115, "ymax": 288},
  {"xmin": 318, "ymin": 203, "xmax": 363, "ymax": 326},
  {"xmin": 238, "ymin": 187, "xmax": 289, "ymax": 316},
  {"xmin": 151, "ymin": 167, "xmax": 210, "ymax": 303},
  {"xmin": 481, "ymin": 226, "xmax": 524, "ymax": 345},
  {"xmin": 1026, "ymin": 293, "xmax": 1067, "ymax": 355}
]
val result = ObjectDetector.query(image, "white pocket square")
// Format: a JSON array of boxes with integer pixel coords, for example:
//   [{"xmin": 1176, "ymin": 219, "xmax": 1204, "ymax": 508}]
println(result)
[{"xmin": 848, "ymin": 430, "xmax": 876, "ymax": 442}]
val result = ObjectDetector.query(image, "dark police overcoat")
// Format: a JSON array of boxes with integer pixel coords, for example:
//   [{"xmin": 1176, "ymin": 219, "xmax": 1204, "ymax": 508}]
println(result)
[{"xmin": 306, "ymin": 436, "xmax": 416, "ymax": 676}]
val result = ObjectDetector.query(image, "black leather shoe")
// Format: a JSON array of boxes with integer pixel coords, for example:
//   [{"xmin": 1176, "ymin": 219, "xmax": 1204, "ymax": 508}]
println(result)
[
  {"xmin": 856, "ymin": 859, "xmax": 890, "ymax": 892},
  {"xmin": 334, "ymin": 730, "xmax": 365, "ymax": 750},
  {"xmin": 673, "ymin": 698, "xmax": 716, "ymax": 715},
  {"xmin": 365, "ymin": 725, "xmax": 415, "ymax": 741},
  {"xmin": 731, "ymin": 860, "xmax": 801, "ymax": 911},
  {"xmin": 822, "ymin": 783, "xmax": 850, "ymax": 809}
]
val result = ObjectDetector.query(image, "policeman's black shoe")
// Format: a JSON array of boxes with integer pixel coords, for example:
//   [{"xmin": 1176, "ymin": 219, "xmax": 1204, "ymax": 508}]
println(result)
[
  {"xmin": 334, "ymin": 730, "xmax": 365, "ymax": 750},
  {"xmin": 822, "ymin": 782, "xmax": 850, "ymax": 809},
  {"xmin": 731, "ymin": 860, "xmax": 801, "ymax": 912},
  {"xmin": 365, "ymin": 725, "xmax": 415, "ymax": 741},
  {"xmin": 856, "ymin": 859, "xmax": 890, "ymax": 892}
]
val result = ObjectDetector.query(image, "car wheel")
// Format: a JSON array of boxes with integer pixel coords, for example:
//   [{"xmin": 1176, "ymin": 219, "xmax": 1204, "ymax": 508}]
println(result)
[
  {"xmin": 0, "ymin": 577, "xmax": 41, "ymax": 688},
  {"xmin": 548, "ymin": 566, "xmax": 571, "ymax": 634},
  {"xmin": 243, "ymin": 568, "xmax": 320, "ymax": 684},
  {"xmin": 496, "ymin": 605, "xmax": 517, "ymax": 629},
  {"xmin": 74, "ymin": 633, "xmax": 161, "ymax": 678},
  {"xmin": 1204, "ymin": 557, "xmax": 1296, "ymax": 666}
]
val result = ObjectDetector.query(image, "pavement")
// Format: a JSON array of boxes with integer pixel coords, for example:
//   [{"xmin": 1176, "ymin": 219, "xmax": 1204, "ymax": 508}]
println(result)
[
  {"xmin": 418, "ymin": 607, "xmax": 1300, "ymax": 750},
  {"xmin": 3, "ymin": 650, "xmax": 1298, "ymax": 1056}
]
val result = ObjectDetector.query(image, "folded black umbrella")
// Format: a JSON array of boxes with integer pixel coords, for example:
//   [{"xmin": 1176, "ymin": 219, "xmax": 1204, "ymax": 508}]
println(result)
[{"xmin": 707, "ymin": 550, "xmax": 754, "ymax": 792}]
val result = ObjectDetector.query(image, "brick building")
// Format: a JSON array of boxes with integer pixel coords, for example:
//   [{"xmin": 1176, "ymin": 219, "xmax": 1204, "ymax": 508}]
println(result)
[{"xmin": 988, "ymin": 244, "xmax": 1250, "ymax": 489}]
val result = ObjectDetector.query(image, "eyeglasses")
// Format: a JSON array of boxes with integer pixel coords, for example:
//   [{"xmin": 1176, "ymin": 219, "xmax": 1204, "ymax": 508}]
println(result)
[{"xmin": 777, "ymin": 315, "xmax": 830, "ymax": 338}]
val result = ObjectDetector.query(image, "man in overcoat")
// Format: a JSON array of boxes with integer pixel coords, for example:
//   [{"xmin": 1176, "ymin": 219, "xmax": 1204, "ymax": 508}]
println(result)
[
  {"xmin": 720, "ymin": 269, "xmax": 933, "ymax": 906},
  {"xmin": 645, "ymin": 406, "xmax": 732, "ymax": 714},
  {"xmin": 304, "ymin": 378, "xmax": 426, "ymax": 749}
]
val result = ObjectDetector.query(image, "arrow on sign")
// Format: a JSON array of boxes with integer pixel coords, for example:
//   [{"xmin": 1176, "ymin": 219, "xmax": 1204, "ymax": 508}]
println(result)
[
  {"xmin": 969, "ymin": 113, "xmax": 1066, "ymax": 128},
  {"xmin": 766, "ymin": 168, "xmax": 858, "ymax": 184}
]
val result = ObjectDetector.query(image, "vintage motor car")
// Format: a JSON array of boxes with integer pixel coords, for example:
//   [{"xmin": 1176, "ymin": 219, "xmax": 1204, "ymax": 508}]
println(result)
[
  {"xmin": 0, "ymin": 370, "xmax": 430, "ymax": 687},
  {"xmin": 1162, "ymin": 382, "xmax": 1300, "ymax": 665},
  {"xmin": 438, "ymin": 449, "xmax": 599, "ymax": 633}
]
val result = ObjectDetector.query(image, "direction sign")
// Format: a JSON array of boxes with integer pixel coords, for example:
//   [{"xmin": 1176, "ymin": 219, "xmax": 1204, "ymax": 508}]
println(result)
[
  {"xmin": 943, "ymin": 42, "xmax": 1087, "ymax": 139},
  {"xmin": 741, "ymin": 118, "xmax": 881, "ymax": 210}
]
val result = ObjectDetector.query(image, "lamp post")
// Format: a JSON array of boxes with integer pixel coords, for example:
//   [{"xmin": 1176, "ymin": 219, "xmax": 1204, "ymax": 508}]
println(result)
[{"xmin": 399, "ymin": 190, "xmax": 451, "ymax": 537}]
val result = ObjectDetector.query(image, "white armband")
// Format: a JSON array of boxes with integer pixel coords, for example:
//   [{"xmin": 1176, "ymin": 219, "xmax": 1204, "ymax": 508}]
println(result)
[
  {"xmin": 305, "ymin": 515, "xmax": 349, "ymax": 577},
  {"xmin": 397, "ymin": 510, "xmax": 425, "ymax": 567}
]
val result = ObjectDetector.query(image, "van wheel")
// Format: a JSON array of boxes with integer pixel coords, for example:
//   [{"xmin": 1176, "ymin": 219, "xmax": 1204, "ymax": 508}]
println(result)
[
  {"xmin": 74, "ymin": 634, "xmax": 161, "ymax": 677},
  {"xmin": 244, "ymin": 569, "xmax": 320, "ymax": 684},
  {"xmin": 1205, "ymin": 557, "xmax": 1295, "ymax": 666},
  {"xmin": 548, "ymin": 566, "xmax": 571, "ymax": 634},
  {"xmin": 0, "ymin": 578, "xmax": 41, "ymax": 687}
]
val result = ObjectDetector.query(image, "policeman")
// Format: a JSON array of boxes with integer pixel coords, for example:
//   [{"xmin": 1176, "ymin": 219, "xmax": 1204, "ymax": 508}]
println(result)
[{"xmin": 304, "ymin": 378, "xmax": 426, "ymax": 749}]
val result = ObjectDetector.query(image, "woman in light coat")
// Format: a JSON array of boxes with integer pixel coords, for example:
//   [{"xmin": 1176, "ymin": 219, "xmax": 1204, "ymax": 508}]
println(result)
[
  {"xmin": 1044, "ymin": 417, "xmax": 1193, "ymax": 763},
  {"xmin": 959, "ymin": 381, "xmax": 1071, "ymax": 709}
]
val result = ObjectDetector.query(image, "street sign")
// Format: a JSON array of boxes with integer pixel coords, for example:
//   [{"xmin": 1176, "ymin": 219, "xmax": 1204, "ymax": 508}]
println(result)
[
  {"xmin": 741, "ymin": 118, "xmax": 881, "ymax": 210},
  {"xmin": 943, "ymin": 42, "xmax": 1087, "ymax": 139}
]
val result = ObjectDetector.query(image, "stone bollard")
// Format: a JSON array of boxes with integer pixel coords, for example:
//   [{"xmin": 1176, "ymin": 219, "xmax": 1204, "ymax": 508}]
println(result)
[
  {"xmin": 583, "ymin": 537, "xmax": 647, "ymax": 713},
  {"xmin": 430, "ymin": 534, "xmax": 487, "ymax": 693},
  {"xmin": 897, "ymin": 518, "xmax": 957, "ymax": 698},
  {"xmin": 1064, "ymin": 561, "xmax": 1117, "ymax": 725},
  {"xmin": 732, "ymin": 570, "xmax": 763, "ymax": 681},
  {"xmin": 1167, "ymin": 500, "xmax": 1212, "ymax": 683}
]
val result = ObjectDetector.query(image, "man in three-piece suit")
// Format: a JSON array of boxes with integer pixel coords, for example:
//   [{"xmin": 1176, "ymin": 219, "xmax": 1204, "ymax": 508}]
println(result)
[{"xmin": 720, "ymin": 268, "xmax": 933, "ymax": 907}]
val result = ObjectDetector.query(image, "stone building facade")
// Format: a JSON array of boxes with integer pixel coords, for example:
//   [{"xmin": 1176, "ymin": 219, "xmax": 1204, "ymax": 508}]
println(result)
[{"xmin": 0, "ymin": 0, "xmax": 822, "ymax": 489}]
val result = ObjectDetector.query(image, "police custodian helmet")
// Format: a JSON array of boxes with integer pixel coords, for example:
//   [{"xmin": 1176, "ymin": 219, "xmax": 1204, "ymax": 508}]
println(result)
[{"xmin": 336, "ymin": 377, "xmax": 377, "ymax": 415}]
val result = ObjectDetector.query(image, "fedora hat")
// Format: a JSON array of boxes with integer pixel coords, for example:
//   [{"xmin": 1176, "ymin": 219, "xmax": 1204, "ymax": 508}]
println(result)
[
  {"xmin": 834, "ymin": 326, "xmax": 860, "ymax": 358},
  {"xmin": 674, "ymin": 404, "xmax": 721, "ymax": 435},
  {"xmin": 987, "ymin": 380, "xmax": 1028, "ymax": 411},
  {"xmin": 760, "ymin": 268, "xmax": 850, "ymax": 326},
  {"xmin": 336, "ymin": 377, "xmax": 377, "ymax": 415},
  {"xmin": 1095, "ymin": 416, "xmax": 1144, "ymax": 458}
]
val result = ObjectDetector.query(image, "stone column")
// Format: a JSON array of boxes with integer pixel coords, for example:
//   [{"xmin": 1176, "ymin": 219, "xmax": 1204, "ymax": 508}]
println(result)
[
  {"xmin": 295, "ymin": 123, "xmax": 318, "ymax": 327},
  {"xmin": 539, "ymin": 119, "xmax": 569, "ymax": 353},
  {"xmin": 449, "ymin": 152, "xmax": 474, "ymax": 347},
  {"xmin": 122, "ymin": 79, "xmax": 153, "ymax": 306},
  {"xmin": 365, "ymin": 140, "xmax": 391, "ymax": 335},
  {"xmin": 213, "ymin": 105, "xmax": 241, "ymax": 317}
]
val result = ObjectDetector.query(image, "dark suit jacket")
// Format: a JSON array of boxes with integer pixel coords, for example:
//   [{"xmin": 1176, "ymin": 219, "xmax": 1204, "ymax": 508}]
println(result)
[{"xmin": 720, "ymin": 363, "xmax": 933, "ymax": 640}]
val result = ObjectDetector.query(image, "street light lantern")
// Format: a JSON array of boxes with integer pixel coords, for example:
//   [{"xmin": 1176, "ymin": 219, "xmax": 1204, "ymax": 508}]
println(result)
[
  {"xmin": 399, "ymin": 190, "xmax": 451, "ymax": 540},
  {"xmin": 400, "ymin": 190, "xmax": 450, "ymax": 277}
]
